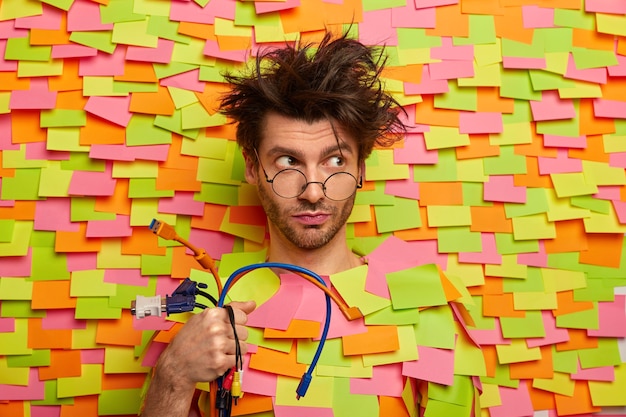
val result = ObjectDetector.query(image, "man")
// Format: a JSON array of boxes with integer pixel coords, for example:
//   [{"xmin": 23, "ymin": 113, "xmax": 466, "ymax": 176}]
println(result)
[{"xmin": 141, "ymin": 31, "xmax": 480, "ymax": 417}]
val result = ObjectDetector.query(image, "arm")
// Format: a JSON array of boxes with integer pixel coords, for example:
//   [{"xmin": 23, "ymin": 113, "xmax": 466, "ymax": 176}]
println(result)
[{"xmin": 140, "ymin": 301, "xmax": 256, "ymax": 417}]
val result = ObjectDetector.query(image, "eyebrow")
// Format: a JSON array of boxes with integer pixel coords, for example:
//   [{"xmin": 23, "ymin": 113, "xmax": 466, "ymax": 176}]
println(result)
[{"xmin": 264, "ymin": 142, "xmax": 355, "ymax": 160}]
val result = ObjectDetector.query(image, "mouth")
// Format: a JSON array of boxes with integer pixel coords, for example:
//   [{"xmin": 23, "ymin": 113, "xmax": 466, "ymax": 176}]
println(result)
[{"xmin": 293, "ymin": 212, "xmax": 330, "ymax": 226}]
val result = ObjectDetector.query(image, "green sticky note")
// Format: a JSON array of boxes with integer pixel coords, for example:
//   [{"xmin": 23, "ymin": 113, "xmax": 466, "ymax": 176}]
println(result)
[
  {"xmin": 434, "ymin": 84, "xmax": 477, "ymax": 112},
  {"xmin": 552, "ymin": 346, "xmax": 578, "ymax": 374},
  {"xmin": 146, "ymin": 15, "xmax": 191, "ymax": 44},
  {"xmin": 38, "ymin": 165, "xmax": 72, "ymax": 198},
  {"xmin": 100, "ymin": 0, "xmax": 145, "ymax": 23},
  {"xmin": 71, "ymin": 197, "xmax": 116, "ymax": 222},
  {"xmin": 529, "ymin": 69, "xmax": 576, "ymax": 91},
  {"xmin": 504, "ymin": 187, "xmax": 548, "ymax": 218},
  {"xmin": 554, "ymin": 8, "xmax": 595, "ymax": 30},
  {"xmin": 104, "ymin": 346, "xmax": 151, "ymax": 374},
  {"xmin": 501, "ymin": 38, "xmax": 544, "ymax": 59},
  {"xmin": 503, "ymin": 267, "xmax": 545, "ymax": 292},
  {"xmin": 550, "ymin": 172, "xmax": 598, "ymax": 197},
  {"xmin": 365, "ymin": 305, "xmax": 420, "ymax": 326},
  {"xmin": 172, "ymin": 37, "xmax": 216, "ymax": 67},
  {"xmin": 75, "ymin": 297, "xmax": 122, "ymax": 319},
  {"xmin": 1, "ymin": 168, "xmax": 43, "ymax": 201},
  {"xmin": 126, "ymin": 114, "xmax": 172, "ymax": 146},
  {"xmin": 112, "ymin": 160, "xmax": 158, "ymax": 178},
  {"xmin": 70, "ymin": 270, "xmax": 116, "ymax": 297},
  {"xmin": 458, "ymin": 62, "xmax": 501, "ymax": 88},
  {"xmin": 558, "ymin": 80, "xmax": 602, "ymax": 99},
  {"xmin": 154, "ymin": 109, "xmax": 201, "ymax": 139},
  {"xmin": 572, "ymin": 47, "xmax": 618, "ymax": 70},
  {"xmin": 113, "ymin": 80, "xmax": 159, "ymax": 94},
  {"xmin": 483, "ymin": 145, "xmax": 527, "ymax": 175},
  {"xmin": 490, "ymin": 122, "xmax": 532, "ymax": 146},
  {"xmin": 181, "ymin": 136, "xmax": 228, "ymax": 159},
  {"xmin": 60, "ymin": 152, "xmax": 105, "ymax": 172},
  {"xmin": 5, "ymin": 35, "xmax": 51, "ymax": 61},
  {"xmin": 413, "ymin": 149, "xmax": 457, "ymax": 182},
  {"xmin": 579, "ymin": 338, "xmax": 623, "ymax": 369},
  {"xmin": 437, "ymin": 226, "xmax": 483, "ymax": 253},
  {"xmin": 512, "ymin": 213, "xmax": 556, "ymax": 240},
  {"xmin": 330, "ymin": 265, "xmax": 390, "ymax": 316},
  {"xmin": 541, "ymin": 267, "xmax": 586, "ymax": 292},
  {"xmin": 129, "ymin": 199, "xmax": 172, "ymax": 230},
  {"xmin": 98, "ymin": 388, "xmax": 143, "ymax": 415},
  {"xmin": 428, "ymin": 374, "xmax": 475, "ymax": 406},
  {"xmin": 196, "ymin": 146, "xmax": 240, "ymax": 185},
  {"xmin": 140, "ymin": 248, "xmax": 173, "ymax": 276},
  {"xmin": 397, "ymin": 28, "xmax": 441, "ymax": 49},
  {"xmin": 30, "ymin": 246, "xmax": 69, "ymax": 281},
  {"xmin": 112, "ymin": 20, "xmax": 158, "ymax": 47},
  {"xmin": 500, "ymin": 69, "xmax": 541, "ymax": 101},
  {"xmin": 40, "ymin": 109, "xmax": 87, "ymax": 128},
  {"xmin": 69, "ymin": 31, "xmax": 116, "ymax": 54},
  {"xmin": 6, "ymin": 348, "xmax": 50, "ymax": 367},
  {"xmin": 355, "ymin": 181, "xmax": 397, "ymax": 205},
  {"xmin": 424, "ymin": 126, "xmax": 471, "ymax": 149},
  {"xmin": 414, "ymin": 305, "xmax": 455, "ymax": 349},
  {"xmin": 196, "ymin": 182, "xmax": 239, "ymax": 206},
  {"xmin": 0, "ymin": 219, "xmax": 15, "ymax": 243},
  {"xmin": 0, "ymin": 277, "xmax": 33, "ymax": 300},
  {"xmin": 500, "ymin": 310, "xmax": 546, "ymax": 338},
  {"xmin": 455, "ymin": 14, "xmax": 496, "ymax": 45},
  {"xmin": 57, "ymin": 364, "xmax": 103, "ymax": 397},
  {"xmin": 387, "ymin": 264, "xmax": 447, "ymax": 309},
  {"xmin": 535, "ymin": 27, "xmax": 573, "ymax": 53},
  {"xmin": 555, "ymin": 304, "xmax": 598, "ymax": 330},
  {"xmin": 494, "ymin": 232, "xmax": 539, "ymax": 255},
  {"xmin": 128, "ymin": 178, "xmax": 174, "ymax": 198},
  {"xmin": 570, "ymin": 195, "xmax": 611, "ymax": 214},
  {"xmin": 427, "ymin": 205, "xmax": 472, "ymax": 227},
  {"xmin": 298, "ymin": 338, "xmax": 351, "ymax": 368},
  {"xmin": 374, "ymin": 197, "xmax": 422, "ymax": 233},
  {"xmin": 573, "ymin": 277, "xmax": 615, "ymax": 302},
  {"xmin": 0, "ymin": 357, "xmax": 29, "ymax": 385},
  {"xmin": 0, "ymin": 318, "xmax": 31, "ymax": 355},
  {"xmin": 32, "ymin": 380, "xmax": 74, "ymax": 405},
  {"xmin": 485, "ymin": 254, "xmax": 528, "ymax": 279},
  {"xmin": 332, "ymin": 376, "xmax": 379, "ymax": 417},
  {"xmin": 365, "ymin": 149, "xmax": 410, "ymax": 180},
  {"xmin": 457, "ymin": 159, "xmax": 488, "ymax": 183},
  {"xmin": 181, "ymin": 102, "xmax": 227, "ymax": 129}
]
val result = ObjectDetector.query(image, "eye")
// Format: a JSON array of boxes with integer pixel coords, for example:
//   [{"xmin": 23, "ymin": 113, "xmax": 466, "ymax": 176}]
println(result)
[
  {"xmin": 326, "ymin": 155, "xmax": 345, "ymax": 168},
  {"xmin": 276, "ymin": 155, "xmax": 298, "ymax": 168}
]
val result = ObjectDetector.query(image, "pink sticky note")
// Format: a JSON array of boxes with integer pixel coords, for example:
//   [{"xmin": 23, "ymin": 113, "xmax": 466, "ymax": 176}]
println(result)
[
  {"xmin": 530, "ymin": 90, "xmax": 576, "ymax": 122},
  {"xmin": 588, "ymin": 295, "xmax": 626, "ymax": 337},
  {"xmin": 41, "ymin": 309, "xmax": 87, "ymax": 330},
  {"xmin": 538, "ymin": 149, "xmax": 583, "ymax": 174},
  {"xmin": 0, "ymin": 315, "xmax": 15, "ymax": 332},
  {"xmin": 255, "ymin": 0, "xmax": 300, "ymax": 14},
  {"xmin": 526, "ymin": 311, "xmax": 569, "ymax": 348},
  {"xmin": 565, "ymin": 53, "xmax": 607, "ymax": 84},
  {"xmin": 79, "ymin": 47, "xmax": 127, "ymax": 76},
  {"xmin": 34, "ymin": 199, "xmax": 80, "ymax": 232},
  {"xmin": 158, "ymin": 192, "xmax": 205, "ymax": 217},
  {"xmin": 104, "ymin": 268, "xmax": 149, "ymax": 286},
  {"xmin": 15, "ymin": 4, "xmax": 63, "ymax": 29},
  {"xmin": 68, "ymin": 165, "xmax": 117, "ymax": 197},
  {"xmin": 521, "ymin": 5, "xmax": 555, "ymax": 28},
  {"xmin": 126, "ymin": 38, "xmax": 174, "ymax": 64},
  {"xmin": 67, "ymin": 0, "xmax": 113, "ymax": 31},
  {"xmin": 140, "ymin": 341, "xmax": 168, "ymax": 367},
  {"xmin": 459, "ymin": 233, "xmax": 502, "ymax": 265},
  {"xmin": 612, "ymin": 199, "xmax": 626, "ymax": 224},
  {"xmin": 89, "ymin": 144, "xmax": 170, "ymax": 162},
  {"xmin": 608, "ymin": 54, "xmax": 626, "ymax": 77},
  {"xmin": 0, "ymin": 20, "xmax": 28, "ymax": 38},
  {"xmin": 0, "ymin": 247, "xmax": 32, "ymax": 276},
  {"xmin": 0, "ymin": 368, "xmax": 45, "ymax": 401},
  {"xmin": 66, "ymin": 252, "xmax": 98, "ymax": 272},
  {"xmin": 84, "ymin": 95, "xmax": 132, "ymax": 127},
  {"xmin": 188, "ymin": 228, "xmax": 235, "ymax": 260},
  {"xmin": 483, "ymin": 175, "xmax": 526, "ymax": 203},
  {"xmin": 160, "ymin": 69, "xmax": 206, "ymax": 93},
  {"xmin": 517, "ymin": 241, "xmax": 548, "ymax": 267},
  {"xmin": 593, "ymin": 185, "xmax": 622, "ymax": 201},
  {"xmin": 403, "ymin": 345, "xmax": 454, "ymax": 386},
  {"xmin": 385, "ymin": 170, "xmax": 420, "ymax": 200},
  {"xmin": 274, "ymin": 405, "xmax": 334, "ymax": 417},
  {"xmin": 459, "ymin": 111, "xmax": 503, "ymax": 134},
  {"xmin": 359, "ymin": 9, "xmax": 398, "ymax": 46},
  {"xmin": 52, "ymin": 44, "xmax": 98, "ymax": 59},
  {"xmin": 543, "ymin": 134, "xmax": 587, "ymax": 149},
  {"xmin": 391, "ymin": 4, "xmax": 436, "ymax": 28},
  {"xmin": 431, "ymin": 37, "xmax": 474, "ymax": 61},
  {"xmin": 241, "ymin": 350, "xmax": 278, "ymax": 397},
  {"xmin": 404, "ymin": 65, "xmax": 449, "ymax": 95},
  {"xmin": 25, "ymin": 142, "xmax": 70, "ymax": 161},
  {"xmin": 585, "ymin": 0, "xmax": 626, "ymax": 14},
  {"xmin": 170, "ymin": 0, "xmax": 236, "ymax": 24},
  {"xmin": 393, "ymin": 132, "xmax": 438, "ymax": 164},
  {"xmin": 414, "ymin": 0, "xmax": 459, "ymax": 8},
  {"xmin": 81, "ymin": 348, "xmax": 105, "ymax": 364},
  {"xmin": 503, "ymin": 56, "xmax": 546, "ymax": 69},
  {"xmin": 247, "ymin": 281, "xmax": 302, "ymax": 330},
  {"xmin": 204, "ymin": 40, "xmax": 249, "ymax": 63},
  {"xmin": 428, "ymin": 59, "xmax": 474, "ymax": 80},
  {"xmin": 351, "ymin": 362, "xmax": 404, "ymax": 396},
  {"xmin": 0, "ymin": 114, "xmax": 18, "ymax": 151},
  {"xmin": 593, "ymin": 99, "xmax": 626, "ymax": 119},
  {"xmin": 10, "ymin": 79, "xmax": 57, "ymax": 110},
  {"xmin": 489, "ymin": 381, "xmax": 535, "ymax": 417},
  {"xmin": 572, "ymin": 363, "xmax": 615, "ymax": 382},
  {"xmin": 467, "ymin": 318, "xmax": 510, "ymax": 346},
  {"xmin": 86, "ymin": 215, "xmax": 132, "ymax": 238}
]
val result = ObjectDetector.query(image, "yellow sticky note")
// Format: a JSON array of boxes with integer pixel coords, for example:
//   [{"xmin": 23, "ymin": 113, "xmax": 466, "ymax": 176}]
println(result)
[
  {"xmin": 545, "ymin": 187, "xmax": 591, "ymax": 222},
  {"xmin": 274, "ymin": 374, "xmax": 333, "ymax": 407},
  {"xmin": 513, "ymin": 291, "xmax": 558, "ymax": 310},
  {"xmin": 365, "ymin": 149, "xmax": 410, "ymax": 181},
  {"xmin": 0, "ymin": 356, "xmax": 29, "ymax": 385},
  {"xmin": 97, "ymin": 239, "xmax": 141, "ymax": 269},
  {"xmin": 588, "ymin": 363, "xmax": 626, "ymax": 406},
  {"xmin": 70, "ymin": 270, "xmax": 116, "ymax": 297},
  {"xmin": 583, "ymin": 208, "xmax": 626, "ymax": 233},
  {"xmin": 533, "ymin": 371, "xmax": 576, "ymax": 396},
  {"xmin": 495, "ymin": 339, "xmax": 542, "ymax": 364},
  {"xmin": 479, "ymin": 383, "xmax": 502, "ymax": 408},
  {"xmin": 424, "ymin": 126, "xmax": 470, "ymax": 150},
  {"xmin": 104, "ymin": 346, "xmax": 151, "ymax": 374},
  {"xmin": 427, "ymin": 205, "xmax": 472, "ymax": 227},
  {"xmin": 0, "ymin": 221, "xmax": 32, "ymax": 257},
  {"xmin": 445, "ymin": 254, "xmax": 486, "ymax": 287},
  {"xmin": 112, "ymin": 19, "xmax": 159, "ymax": 48},
  {"xmin": 512, "ymin": 213, "xmax": 556, "ymax": 240},
  {"xmin": 330, "ymin": 265, "xmax": 390, "ymax": 316},
  {"xmin": 540, "ymin": 268, "xmax": 586, "ymax": 292},
  {"xmin": 485, "ymin": 254, "xmax": 528, "ymax": 279},
  {"xmin": 39, "ymin": 164, "xmax": 73, "ymax": 197},
  {"xmin": 0, "ymin": 277, "xmax": 33, "ymax": 300},
  {"xmin": 57, "ymin": 364, "xmax": 103, "ymax": 398},
  {"xmin": 489, "ymin": 122, "xmax": 533, "ymax": 146}
]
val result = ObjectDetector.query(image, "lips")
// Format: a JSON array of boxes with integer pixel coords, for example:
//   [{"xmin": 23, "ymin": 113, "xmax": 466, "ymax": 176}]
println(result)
[{"xmin": 293, "ymin": 212, "xmax": 330, "ymax": 226}]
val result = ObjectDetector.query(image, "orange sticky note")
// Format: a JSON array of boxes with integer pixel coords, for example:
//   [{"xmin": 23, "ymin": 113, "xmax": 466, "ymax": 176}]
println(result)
[
  {"xmin": 379, "ymin": 395, "xmax": 411, "ymax": 417},
  {"xmin": 49, "ymin": 59, "xmax": 82, "ymax": 92},
  {"xmin": 579, "ymin": 100, "xmax": 614, "ymax": 136},
  {"xmin": 264, "ymin": 319, "xmax": 321, "ymax": 339},
  {"xmin": 11, "ymin": 110, "xmax": 47, "ymax": 143},
  {"xmin": 0, "ymin": 201, "xmax": 36, "ymax": 220},
  {"xmin": 31, "ymin": 280, "xmax": 77, "ymax": 310},
  {"xmin": 95, "ymin": 179, "xmax": 132, "ymax": 216},
  {"xmin": 249, "ymin": 343, "xmax": 306, "ymax": 378},
  {"xmin": 121, "ymin": 226, "xmax": 165, "ymax": 256},
  {"xmin": 229, "ymin": 206, "xmax": 267, "ymax": 227},
  {"xmin": 129, "ymin": 85, "xmax": 175, "ymax": 116},
  {"xmin": 470, "ymin": 204, "xmax": 513, "ymax": 233},
  {"xmin": 60, "ymin": 395, "xmax": 99, "ymax": 417},
  {"xmin": 482, "ymin": 294, "xmax": 525, "ymax": 318},
  {"xmin": 195, "ymin": 82, "xmax": 231, "ymax": 115},
  {"xmin": 230, "ymin": 392, "xmax": 274, "ymax": 416},
  {"xmin": 156, "ymin": 167, "xmax": 202, "ymax": 192},
  {"xmin": 79, "ymin": 114, "xmax": 126, "ymax": 145},
  {"xmin": 554, "ymin": 381, "xmax": 601, "ymax": 415},
  {"xmin": 28, "ymin": 318, "xmax": 72, "ymax": 349},
  {"xmin": 419, "ymin": 182, "xmax": 464, "ymax": 206},
  {"xmin": 95, "ymin": 310, "xmax": 143, "ymax": 347},
  {"xmin": 114, "ymin": 61, "xmax": 158, "ymax": 83},
  {"xmin": 39, "ymin": 349, "xmax": 82, "ymax": 380},
  {"xmin": 578, "ymin": 233, "xmax": 623, "ymax": 268},
  {"xmin": 544, "ymin": 219, "xmax": 588, "ymax": 254},
  {"xmin": 509, "ymin": 345, "xmax": 553, "ymax": 379},
  {"xmin": 493, "ymin": 6, "xmax": 533, "ymax": 44},
  {"xmin": 191, "ymin": 204, "xmax": 228, "ymax": 232},
  {"xmin": 415, "ymin": 95, "xmax": 460, "ymax": 128},
  {"xmin": 342, "ymin": 325, "xmax": 399, "ymax": 356},
  {"xmin": 426, "ymin": 4, "xmax": 469, "ymax": 37},
  {"xmin": 55, "ymin": 222, "xmax": 102, "ymax": 253}
]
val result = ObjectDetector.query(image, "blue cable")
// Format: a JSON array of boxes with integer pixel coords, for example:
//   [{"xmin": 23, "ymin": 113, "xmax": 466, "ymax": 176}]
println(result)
[{"xmin": 217, "ymin": 262, "xmax": 332, "ymax": 399}]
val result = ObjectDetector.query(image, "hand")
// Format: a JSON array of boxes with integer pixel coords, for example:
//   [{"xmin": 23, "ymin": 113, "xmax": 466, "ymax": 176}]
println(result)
[{"xmin": 141, "ymin": 300, "xmax": 257, "ymax": 417}]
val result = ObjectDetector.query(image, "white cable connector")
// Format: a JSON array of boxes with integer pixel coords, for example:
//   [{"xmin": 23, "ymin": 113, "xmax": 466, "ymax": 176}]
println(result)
[{"xmin": 131, "ymin": 295, "xmax": 165, "ymax": 319}]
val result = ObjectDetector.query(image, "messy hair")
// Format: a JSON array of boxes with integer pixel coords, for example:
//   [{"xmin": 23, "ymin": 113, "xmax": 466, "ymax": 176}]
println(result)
[{"xmin": 219, "ymin": 31, "xmax": 407, "ymax": 162}]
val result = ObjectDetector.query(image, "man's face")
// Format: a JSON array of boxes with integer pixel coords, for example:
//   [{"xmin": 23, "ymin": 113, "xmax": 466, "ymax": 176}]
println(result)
[{"xmin": 245, "ymin": 113, "xmax": 360, "ymax": 251}]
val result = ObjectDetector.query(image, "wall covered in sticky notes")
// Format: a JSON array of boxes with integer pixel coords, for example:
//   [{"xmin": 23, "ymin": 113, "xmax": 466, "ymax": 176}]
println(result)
[{"xmin": 1, "ymin": 0, "xmax": 626, "ymax": 416}]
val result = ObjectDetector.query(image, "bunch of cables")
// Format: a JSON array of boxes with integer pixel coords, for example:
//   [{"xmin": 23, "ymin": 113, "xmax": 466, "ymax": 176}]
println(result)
[{"xmin": 131, "ymin": 219, "xmax": 363, "ymax": 417}]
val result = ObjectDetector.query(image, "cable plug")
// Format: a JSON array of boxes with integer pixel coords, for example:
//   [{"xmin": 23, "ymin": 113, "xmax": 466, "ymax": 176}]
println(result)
[
  {"xmin": 222, "ymin": 368, "xmax": 235, "ymax": 390},
  {"xmin": 231, "ymin": 371, "xmax": 243, "ymax": 404},
  {"xmin": 295, "ymin": 372, "xmax": 312, "ymax": 399},
  {"xmin": 164, "ymin": 293, "xmax": 197, "ymax": 315},
  {"xmin": 130, "ymin": 295, "xmax": 165, "ymax": 319}
]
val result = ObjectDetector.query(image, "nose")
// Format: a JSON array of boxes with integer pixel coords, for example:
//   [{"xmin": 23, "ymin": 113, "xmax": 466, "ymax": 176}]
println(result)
[{"xmin": 298, "ymin": 169, "xmax": 326, "ymax": 203}]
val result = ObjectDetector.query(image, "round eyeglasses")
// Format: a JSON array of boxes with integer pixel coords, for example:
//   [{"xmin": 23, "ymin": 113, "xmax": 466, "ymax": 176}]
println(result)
[{"xmin": 262, "ymin": 168, "xmax": 362, "ymax": 201}]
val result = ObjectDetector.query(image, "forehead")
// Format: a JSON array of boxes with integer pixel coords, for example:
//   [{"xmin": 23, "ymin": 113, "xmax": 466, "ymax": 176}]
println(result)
[{"xmin": 258, "ymin": 113, "xmax": 358, "ymax": 156}]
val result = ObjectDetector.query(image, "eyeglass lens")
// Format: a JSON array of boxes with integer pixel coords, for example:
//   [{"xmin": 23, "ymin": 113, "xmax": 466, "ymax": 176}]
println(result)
[{"xmin": 271, "ymin": 169, "xmax": 358, "ymax": 201}]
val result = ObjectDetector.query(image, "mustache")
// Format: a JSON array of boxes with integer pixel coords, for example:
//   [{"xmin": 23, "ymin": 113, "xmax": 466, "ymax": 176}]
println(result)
[{"xmin": 292, "ymin": 201, "xmax": 333, "ymax": 212}]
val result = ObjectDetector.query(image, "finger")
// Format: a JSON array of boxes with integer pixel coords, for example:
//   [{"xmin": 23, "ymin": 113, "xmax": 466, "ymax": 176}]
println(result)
[{"xmin": 229, "ymin": 300, "xmax": 256, "ymax": 315}]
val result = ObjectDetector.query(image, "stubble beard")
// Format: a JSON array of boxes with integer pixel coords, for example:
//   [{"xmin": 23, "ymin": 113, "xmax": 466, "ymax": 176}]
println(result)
[{"xmin": 258, "ymin": 185, "xmax": 355, "ymax": 250}]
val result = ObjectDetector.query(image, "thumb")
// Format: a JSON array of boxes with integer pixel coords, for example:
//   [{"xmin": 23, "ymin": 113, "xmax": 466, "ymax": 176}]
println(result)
[{"xmin": 229, "ymin": 300, "xmax": 256, "ymax": 315}]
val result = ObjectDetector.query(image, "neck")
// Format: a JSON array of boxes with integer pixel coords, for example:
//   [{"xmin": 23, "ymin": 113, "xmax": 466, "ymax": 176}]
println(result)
[{"xmin": 266, "ymin": 228, "xmax": 362, "ymax": 276}]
